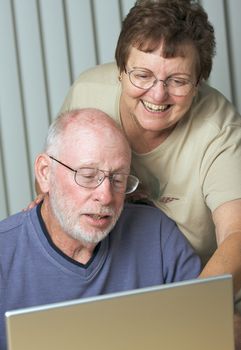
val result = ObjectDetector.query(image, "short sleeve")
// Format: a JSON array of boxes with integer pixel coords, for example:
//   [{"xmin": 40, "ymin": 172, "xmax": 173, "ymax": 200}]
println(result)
[{"xmin": 201, "ymin": 123, "xmax": 241, "ymax": 211}]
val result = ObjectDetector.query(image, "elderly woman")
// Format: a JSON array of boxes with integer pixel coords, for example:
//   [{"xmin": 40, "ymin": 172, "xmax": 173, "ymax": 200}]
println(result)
[
  {"xmin": 61, "ymin": 0, "xmax": 241, "ymax": 297},
  {"xmin": 33, "ymin": 0, "xmax": 241, "ymax": 340}
]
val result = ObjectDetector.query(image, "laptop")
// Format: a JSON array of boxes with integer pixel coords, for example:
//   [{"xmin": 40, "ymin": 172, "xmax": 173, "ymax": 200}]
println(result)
[{"xmin": 5, "ymin": 275, "xmax": 234, "ymax": 350}]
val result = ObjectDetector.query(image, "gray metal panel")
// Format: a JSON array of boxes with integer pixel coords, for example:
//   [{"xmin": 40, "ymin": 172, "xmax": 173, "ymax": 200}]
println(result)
[
  {"xmin": 0, "ymin": 112, "xmax": 8, "ymax": 219},
  {"xmin": 202, "ymin": 0, "xmax": 233, "ymax": 102},
  {"xmin": 13, "ymin": 0, "xmax": 50, "ymax": 173},
  {"xmin": 121, "ymin": 0, "xmax": 135, "ymax": 17},
  {"xmin": 92, "ymin": 0, "xmax": 122, "ymax": 64},
  {"xmin": 227, "ymin": 0, "xmax": 241, "ymax": 113},
  {"xmin": 38, "ymin": 0, "xmax": 71, "ymax": 118},
  {"xmin": 0, "ymin": 0, "xmax": 32, "ymax": 219},
  {"xmin": 64, "ymin": 0, "xmax": 97, "ymax": 81}
]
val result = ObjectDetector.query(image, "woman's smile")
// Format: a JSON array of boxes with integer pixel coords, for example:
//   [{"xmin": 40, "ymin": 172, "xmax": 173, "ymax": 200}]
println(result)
[{"xmin": 141, "ymin": 99, "xmax": 172, "ymax": 113}]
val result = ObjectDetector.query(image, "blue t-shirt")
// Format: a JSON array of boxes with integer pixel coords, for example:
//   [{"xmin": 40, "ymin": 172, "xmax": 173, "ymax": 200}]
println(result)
[{"xmin": 0, "ymin": 203, "xmax": 201, "ymax": 349}]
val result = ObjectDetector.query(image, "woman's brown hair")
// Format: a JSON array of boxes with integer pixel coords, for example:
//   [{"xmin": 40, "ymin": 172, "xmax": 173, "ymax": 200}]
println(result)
[{"xmin": 115, "ymin": 0, "xmax": 216, "ymax": 81}]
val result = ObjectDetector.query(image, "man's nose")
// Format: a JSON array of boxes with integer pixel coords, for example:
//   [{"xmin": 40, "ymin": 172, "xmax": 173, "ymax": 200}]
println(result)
[{"xmin": 93, "ymin": 177, "xmax": 114, "ymax": 205}]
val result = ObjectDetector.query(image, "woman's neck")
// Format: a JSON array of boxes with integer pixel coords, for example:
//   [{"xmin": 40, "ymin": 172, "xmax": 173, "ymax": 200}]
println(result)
[{"xmin": 120, "ymin": 102, "xmax": 175, "ymax": 154}]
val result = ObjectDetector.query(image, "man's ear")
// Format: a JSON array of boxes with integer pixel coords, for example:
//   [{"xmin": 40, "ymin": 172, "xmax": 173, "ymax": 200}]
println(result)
[{"xmin": 34, "ymin": 154, "xmax": 51, "ymax": 193}]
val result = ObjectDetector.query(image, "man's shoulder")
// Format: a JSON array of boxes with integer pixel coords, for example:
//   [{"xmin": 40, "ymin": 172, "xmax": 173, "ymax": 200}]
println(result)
[
  {"xmin": 0, "ymin": 211, "xmax": 25, "ymax": 234},
  {"xmin": 0, "ymin": 208, "xmax": 37, "ymax": 239},
  {"xmin": 0, "ymin": 209, "xmax": 40, "ymax": 261},
  {"xmin": 122, "ymin": 202, "xmax": 175, "ymax": 226},
  {"xmin": 115, "ymin": 203, "xmax": 197, "ymax": 258}
]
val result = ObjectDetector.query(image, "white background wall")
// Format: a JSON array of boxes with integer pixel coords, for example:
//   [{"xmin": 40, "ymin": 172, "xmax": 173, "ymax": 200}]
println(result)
[{"xmin": 0, "ymin": 0, "xmax": 241, "ymax": 220}]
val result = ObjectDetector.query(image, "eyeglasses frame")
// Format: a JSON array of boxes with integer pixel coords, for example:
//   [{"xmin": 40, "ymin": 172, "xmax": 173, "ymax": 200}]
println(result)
[
  {"xmin": 48, "ymin": 155, "xmax": 139, "ymax": 194},
  {"xmin": 125, "ymin": 68, "xmax": 199, "ymax": 96}
]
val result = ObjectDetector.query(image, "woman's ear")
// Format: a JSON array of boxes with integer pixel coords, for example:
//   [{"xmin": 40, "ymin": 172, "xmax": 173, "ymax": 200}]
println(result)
[
  {"xmin": 34, "ymin": 154, "xmax": 51, "ymax": 194},
  {"xmin": 193, "ymin": 75, "xmax": 202, "ymax": 97}
]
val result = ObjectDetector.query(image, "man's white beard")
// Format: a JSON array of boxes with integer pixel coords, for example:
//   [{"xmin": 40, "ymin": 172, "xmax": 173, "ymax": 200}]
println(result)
[{"xmin": 49, "ymin": 185, "xmax": 123, "ymax": 245}]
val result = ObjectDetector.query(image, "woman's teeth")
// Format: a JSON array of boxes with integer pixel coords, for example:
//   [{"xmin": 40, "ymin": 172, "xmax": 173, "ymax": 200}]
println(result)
[{"xmin": 142, "ymin": 100, "xmax": 169, "ymax": 112}]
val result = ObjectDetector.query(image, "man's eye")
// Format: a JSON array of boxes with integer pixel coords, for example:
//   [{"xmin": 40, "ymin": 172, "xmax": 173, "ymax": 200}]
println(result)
[
  {"xmin": 113, "ymin": 178, "xmax": 123, "ymax": 184},
  {"xmin": 78, "ymin": 169, "xmax": 97, "ymax": 178},
  {"xmin": 113, "ymin": 175, "xmax": 126, "ymax": 184},
  {"xmin": 82, "ymin": 174, "xmax": 95, "ymax": 179}
]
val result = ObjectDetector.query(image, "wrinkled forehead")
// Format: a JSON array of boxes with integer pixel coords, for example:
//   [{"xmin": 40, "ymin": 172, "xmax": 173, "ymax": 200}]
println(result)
[{"xmin": 60, "ymin": 123, "xmax": 131, "ymax": 170}]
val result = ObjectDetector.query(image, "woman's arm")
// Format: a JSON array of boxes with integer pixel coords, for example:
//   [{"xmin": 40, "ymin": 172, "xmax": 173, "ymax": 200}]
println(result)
[{"xmin": 199, "ymin": 199, "xmax": 241, "ymax": 294}]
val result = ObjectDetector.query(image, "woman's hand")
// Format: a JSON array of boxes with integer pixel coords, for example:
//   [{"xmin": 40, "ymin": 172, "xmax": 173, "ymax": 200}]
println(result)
[
  {"xmin": 23, "ymin": 193, "xmax": 45, "ymax": 211},
  {"xmin": 125, "ymin": 185, "xmax": 154, "ymax": 206}
]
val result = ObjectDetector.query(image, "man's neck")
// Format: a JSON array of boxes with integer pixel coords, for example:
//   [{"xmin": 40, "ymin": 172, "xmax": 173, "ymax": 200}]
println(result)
[{"xmin": 40, "ymin": 200, "xmax": 97, "ymax": 265}]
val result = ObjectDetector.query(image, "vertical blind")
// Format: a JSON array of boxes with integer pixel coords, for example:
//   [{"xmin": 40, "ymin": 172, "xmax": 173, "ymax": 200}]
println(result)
[{"xmin": 0, "ymin": 0, "xmax": 241, "ymax": 220}]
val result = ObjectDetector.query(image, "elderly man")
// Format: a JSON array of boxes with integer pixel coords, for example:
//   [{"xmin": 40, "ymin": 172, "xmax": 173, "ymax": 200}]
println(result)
[{"xmin": 0, "ymin": 108, "xmax": 200, "ymax": 350}]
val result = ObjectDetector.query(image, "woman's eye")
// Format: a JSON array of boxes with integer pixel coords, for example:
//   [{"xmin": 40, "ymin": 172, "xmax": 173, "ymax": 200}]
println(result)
[
  {"xmin": 170, "ymin": 78, "xmax": 188, "ymax": 86},
  {"xmin": 134, "ymin": 71, "xmax": 152, "ymax": 80},
  {"xmin": 139, "ymin": 74, "xmax": 151, "ymax": 80}
]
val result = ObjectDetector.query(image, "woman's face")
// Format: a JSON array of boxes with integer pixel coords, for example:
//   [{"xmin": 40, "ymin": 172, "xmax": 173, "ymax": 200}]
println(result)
[{"xmin": 120, "ymin": 44, "xmax": 199, "ymax": 134}]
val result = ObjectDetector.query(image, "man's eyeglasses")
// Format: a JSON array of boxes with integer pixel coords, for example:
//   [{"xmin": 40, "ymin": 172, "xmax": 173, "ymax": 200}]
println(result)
[
  {"xmin": 125, "ymin": 68, "xmax": 196, "ymax": 96},
  {"xmin": 49, "ymin": 156, "xmax": 139, "ymax": 194}
]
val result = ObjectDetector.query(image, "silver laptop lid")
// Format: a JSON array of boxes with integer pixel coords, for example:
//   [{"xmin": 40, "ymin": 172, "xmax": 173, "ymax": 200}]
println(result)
[{"xmin": 5, "ymin": 275, "xmax": 234, "ymax": 350}]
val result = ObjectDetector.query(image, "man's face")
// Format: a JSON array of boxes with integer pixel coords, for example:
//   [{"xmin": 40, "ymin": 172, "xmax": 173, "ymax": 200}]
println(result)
[{"xmin": 48, "ymin": 123, "xmax": 131, "ymax": 245}]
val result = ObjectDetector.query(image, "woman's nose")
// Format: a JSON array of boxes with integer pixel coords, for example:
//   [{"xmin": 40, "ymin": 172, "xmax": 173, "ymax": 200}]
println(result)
[{"xmin": 149, "ymin": 79, "xmax": 169, "ymax": 100}]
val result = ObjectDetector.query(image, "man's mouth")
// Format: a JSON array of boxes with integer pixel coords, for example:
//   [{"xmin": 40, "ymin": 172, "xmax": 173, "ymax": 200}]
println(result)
[
  {"xmin": 87, "ymin": 213, "xmax": 111, "ymax": 220},
  {"xmin": 142, "ymin": 100, "xmax": 170, "ymax": 112}
]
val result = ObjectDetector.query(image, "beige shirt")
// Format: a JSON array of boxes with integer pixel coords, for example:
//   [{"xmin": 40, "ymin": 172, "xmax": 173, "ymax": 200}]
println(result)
[{"xmin": 61, "ymin": 62, "xmax": 241, "ymax": 266}]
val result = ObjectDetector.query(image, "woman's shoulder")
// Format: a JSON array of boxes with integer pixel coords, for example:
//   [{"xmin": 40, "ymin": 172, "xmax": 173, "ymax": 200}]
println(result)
[
  {"xmin": 60, "ymin": 62, "xmax": 121, "ymax": 117},
  {"xmin": 192, "ymin": 82, "xmax": 241, "ymax": 129},
  {"xmin": 75, "ymin": 62, "xmax": 119, "ymax": 85}
]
